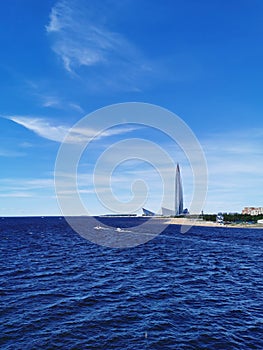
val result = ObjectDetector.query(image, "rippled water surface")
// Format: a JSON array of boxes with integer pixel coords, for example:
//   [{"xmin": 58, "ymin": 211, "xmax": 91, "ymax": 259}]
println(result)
[{"xmin": 1, "ymin": 217, "xmax": 263, "ymax": 349}]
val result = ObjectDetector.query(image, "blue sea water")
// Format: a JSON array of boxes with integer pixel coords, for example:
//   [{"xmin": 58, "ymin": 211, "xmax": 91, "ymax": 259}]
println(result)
[{"xmin": 1, "ymin": 217, "xmax": 263, "ymax": 349}]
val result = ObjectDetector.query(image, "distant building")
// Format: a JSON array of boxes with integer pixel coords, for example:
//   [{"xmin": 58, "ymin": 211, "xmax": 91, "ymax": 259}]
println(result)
[
  {"xmin": 161, "ymin": 163, "xmax": 185, "ymax": 216},
  {"xmin": 175, "ymin": 163, "xmax": 184, "ymax": 215},
  {"xmin": 142, "ymin": 163, "xmax": 188, "ymax": 217},
  {"xmin": 242, "ymin": 207, "xmax": 263, "ymax": 215},
  {"xmin": 161, "ymin": 207, "xmax": 175, "ymax": 216},
  {"xmin": 216, "ymin": 212, "xmax": 224, "ymax": 224},
  {"xmin": 142, "ymin": 208, "xmax": 155, "ymax": 216}
]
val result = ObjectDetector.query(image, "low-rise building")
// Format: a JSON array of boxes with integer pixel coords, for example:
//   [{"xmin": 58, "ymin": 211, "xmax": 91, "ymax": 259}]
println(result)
[{"xmin": 242, "ymin": 207, "xmax": 263, "ymax": 215}]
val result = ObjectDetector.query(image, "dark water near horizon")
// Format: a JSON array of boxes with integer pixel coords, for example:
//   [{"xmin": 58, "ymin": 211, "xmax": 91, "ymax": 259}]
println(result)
[{"xmin": 1, "ymin": 217, "xmax": 263, "ymax": 349}]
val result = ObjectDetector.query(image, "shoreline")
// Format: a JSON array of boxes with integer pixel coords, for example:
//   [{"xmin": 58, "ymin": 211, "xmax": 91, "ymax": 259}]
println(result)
[{"xmin": 164, "ymin": 217, "xmax": 263, "ymax": 229}]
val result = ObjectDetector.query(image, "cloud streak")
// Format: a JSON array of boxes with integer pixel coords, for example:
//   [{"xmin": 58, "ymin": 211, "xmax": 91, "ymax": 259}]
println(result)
[
  {"xmin": 0, "ymin": 192, "xmax": 33, "ymax": 198},
  {"xmin": 8, "ymin": 116, "xmax": 68, "ymax": 143},
  {"xmin": 201, "ymin": 129, "xmax": 263, "ymax": 213},
  {"xmin": 46, "ymin": 0, "xmax": 130, "ymax": 70},
  {"xmin": 46, "ymin": 0, "xmax": 149, "ymax": 90},
  {"xmin": 39, "ymin": 94, "xmax": 84, "ymax": 113},
  {"xmin": 6, "ymin": 115, "xmax": 139, "ymax": 143},
  {"xmin": 0, "ymin": 149, "xmax": 25, "ymax": 157}
]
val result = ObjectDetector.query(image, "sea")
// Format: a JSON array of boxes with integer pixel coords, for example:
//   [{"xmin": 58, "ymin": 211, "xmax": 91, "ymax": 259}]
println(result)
[{"xmin": 1, "ymin": 216, "xmax": 263, "ymax": 349}]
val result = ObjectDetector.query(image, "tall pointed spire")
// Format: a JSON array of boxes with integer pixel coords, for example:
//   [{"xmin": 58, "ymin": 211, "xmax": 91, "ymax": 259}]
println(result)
[{"xmin": 175, "ymin": 163, "xmax": 183, "ymax": 215}]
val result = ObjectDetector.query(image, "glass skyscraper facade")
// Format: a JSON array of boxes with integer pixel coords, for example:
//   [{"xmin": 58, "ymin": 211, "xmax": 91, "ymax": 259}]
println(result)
[
  {"xmin": 175, "ymin": 163, "xmax": 184, "ymax": 216},
  {"xmin": 143, "ymin": 163, "xmax": 185, "ymax": 216}
]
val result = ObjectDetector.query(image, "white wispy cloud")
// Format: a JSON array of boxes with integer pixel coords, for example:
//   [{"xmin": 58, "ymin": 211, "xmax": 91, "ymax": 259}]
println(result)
[
  {"xmin": 25, "ymin": 80, "xmax": 84, "ymax": 113},
  {"xmin": 68, "ymin": 103, "xmax": 84, "ymax": 113},
  {"xmin": 19, "ymin": 141, "xmax": 33, "ymax": 148},
  {"xmin": 6, "ymin": 115, "xmax": 139, "ymax": 143},
  {"xmin": 41, "ymin": 95, "xmax": 62, "ymax": 108},
  {"xmin": 0, "ymin": 178, "xmax": 55, "ymax": 206},
  {"xmin": 0, "ymin": 149, "xmax": 25, "ymax": 157},
  {"xmin": 0, "ymin": 192, "xmax": 33, "ymax": 198},
  {"xmin": 1, "ymin": 178, "xmax": 55, "ymax": 192},
  {"xmin": 46, "ymin": 0, "xmax": 124, "ymax": 70},
  {"xmin": 0, "ymin": 178, "xmax": 59, "ymax": 216},
  {"xmin": 8, "ymin": 116, "xmax": 68, "ymax": 142},
  {"xmin": 201, "ymin": 129, "xmax": 263, "ymax": 212},
  {"xmin": 40, "ymin": 94, "xmax": 84, "ymax": 113},
  {"xmin": 46, "ymin": 0, "xmax": 150, "ymax": 89}
]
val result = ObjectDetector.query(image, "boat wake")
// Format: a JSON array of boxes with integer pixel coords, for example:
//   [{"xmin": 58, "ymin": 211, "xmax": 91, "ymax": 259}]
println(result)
[
  {"xmin": 115, "ymin": 227, "xmax": 133, "ymax": 233},
  {"xmin": 94, "ymin": 225, "xmax": 110, "ymax": 231},
  {"xmin": 94, "ymin": 225, "xmax": 133, "ymax": 233}
]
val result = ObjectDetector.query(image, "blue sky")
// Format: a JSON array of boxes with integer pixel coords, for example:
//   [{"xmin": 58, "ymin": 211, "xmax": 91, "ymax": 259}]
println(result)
[{"xmin": 1, "ymin": 0, "xmax": 263, "ymax": 216}]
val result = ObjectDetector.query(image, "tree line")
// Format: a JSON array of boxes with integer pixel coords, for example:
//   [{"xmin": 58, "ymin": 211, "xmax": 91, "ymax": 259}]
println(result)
[{"xmin": 202, "ymin": 213, "xmax": 263, "ymax": 223}]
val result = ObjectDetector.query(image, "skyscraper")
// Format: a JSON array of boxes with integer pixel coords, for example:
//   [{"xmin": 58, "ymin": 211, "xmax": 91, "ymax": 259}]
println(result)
[
  {"xmin": 143, "ymin": 163, "xmax": 186, "ymax": 217},
  {"xmin": 175, "ymin": 163, "xmax": 183, "ymax": 215}
]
